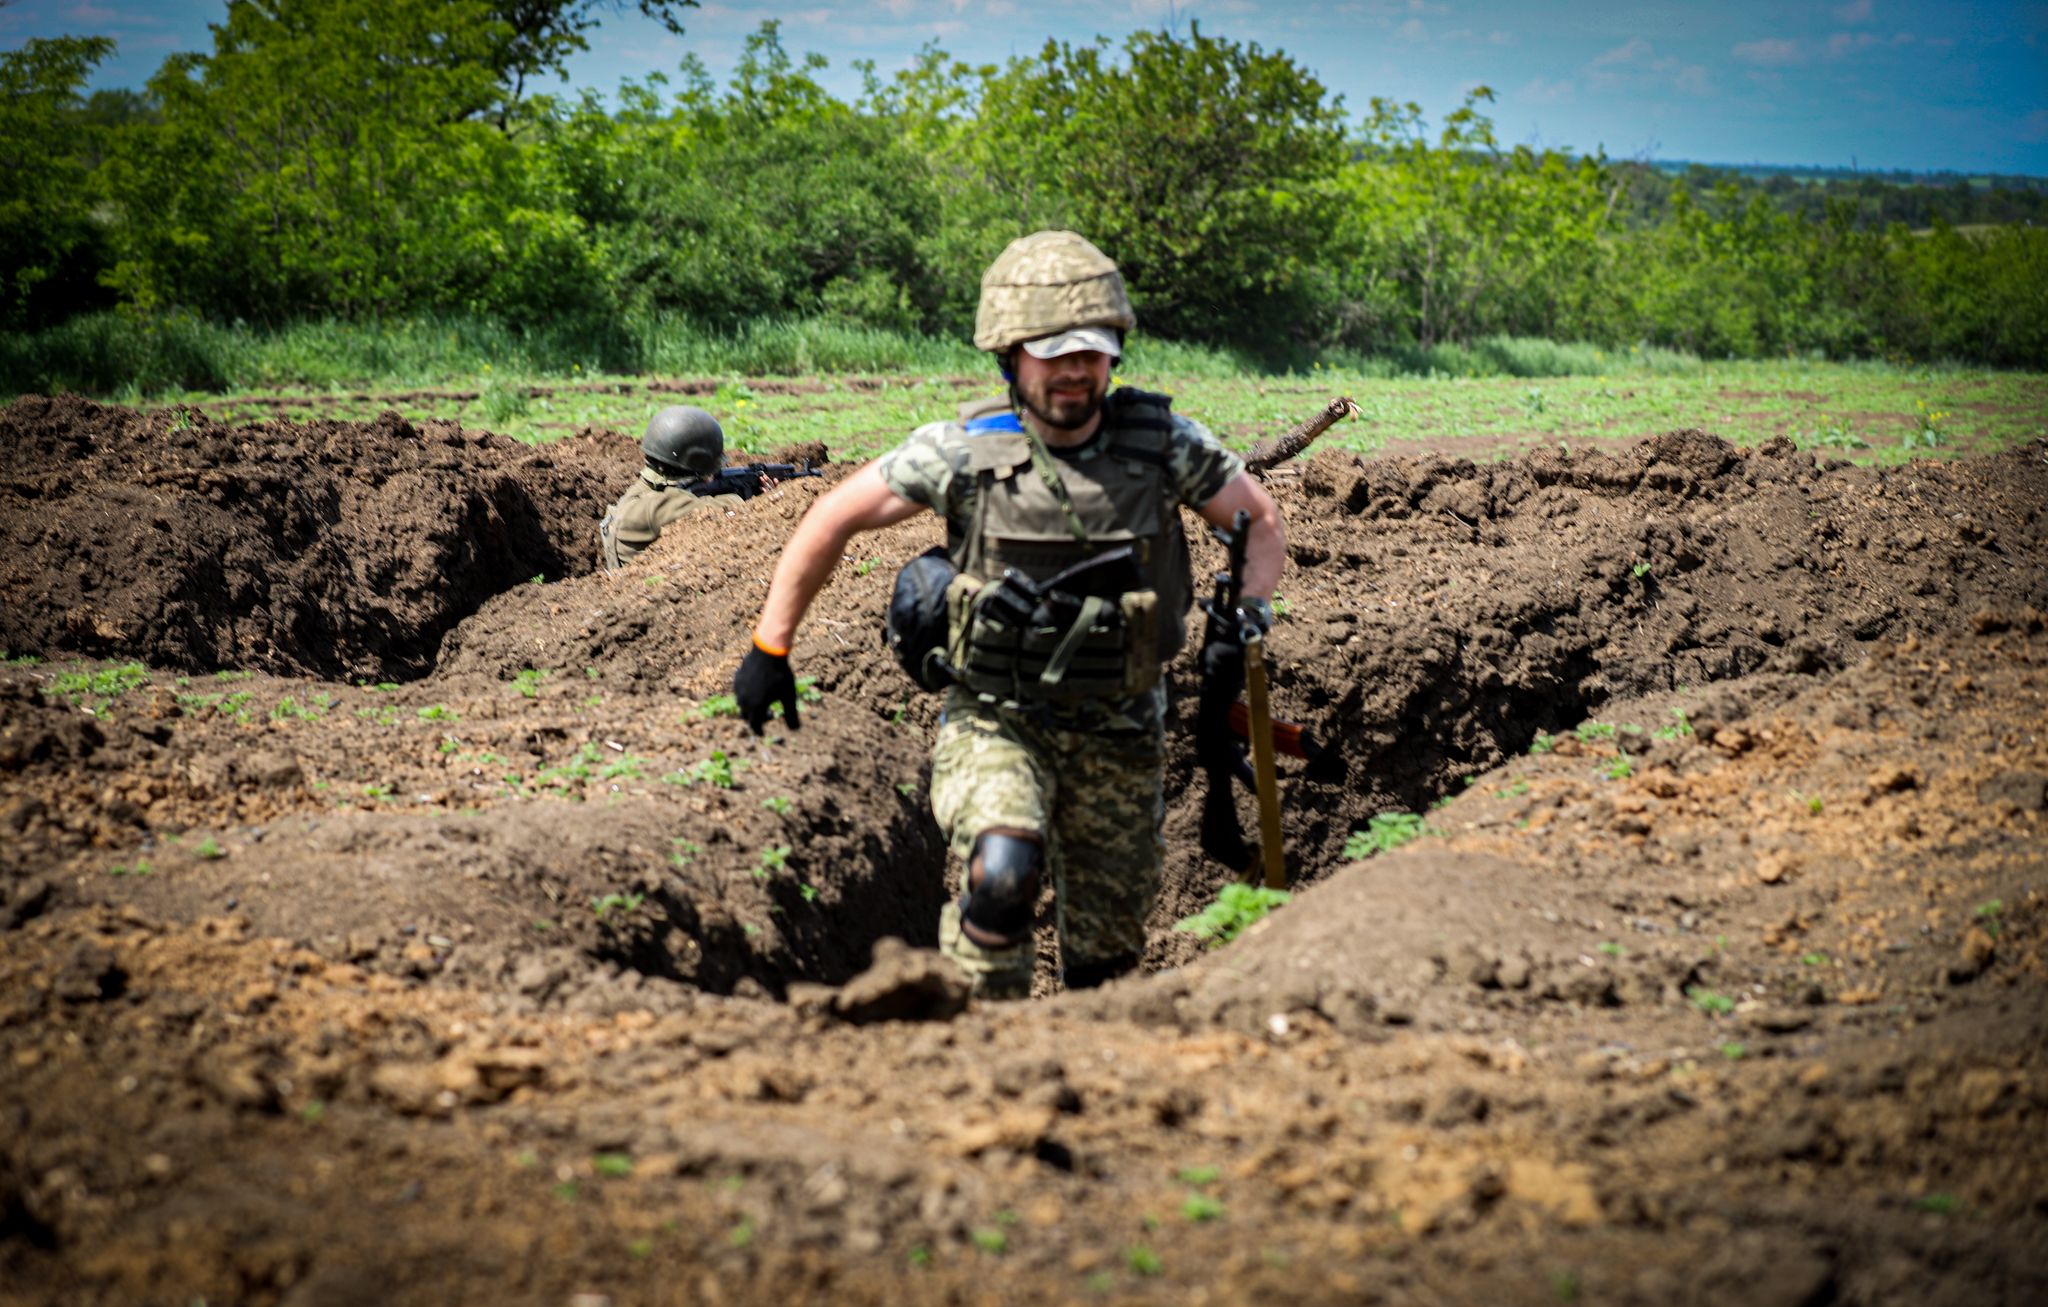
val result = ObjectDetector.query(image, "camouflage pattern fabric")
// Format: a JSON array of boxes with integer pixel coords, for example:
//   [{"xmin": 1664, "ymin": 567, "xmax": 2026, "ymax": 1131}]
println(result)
[
  {"xmin": 973, "ymin": 231, "xmax": 1136, "ymax": 353},
  {"xmin": 598, "ymin": 469, "xmax": 738, "ymax": 570},
  {"xmin": 928, "ymin": 687, "xmax": 1166, "ymax": 997}
]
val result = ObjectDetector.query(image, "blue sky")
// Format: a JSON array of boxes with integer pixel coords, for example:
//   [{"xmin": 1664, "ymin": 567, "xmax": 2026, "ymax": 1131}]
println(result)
[{"xmin": 8, "ymin": 1, "xmax": 2045, "ymax": 174}]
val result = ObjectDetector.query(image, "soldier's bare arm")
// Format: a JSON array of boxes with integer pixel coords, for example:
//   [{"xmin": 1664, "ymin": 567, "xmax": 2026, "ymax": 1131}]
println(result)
[
  {"xmin": 754, "ymin": 463, "xmax": 924, "ymax": 650},
  {"xmin": 1197, "ymin": 471, "xmax": 1286, "ymax": 600}
]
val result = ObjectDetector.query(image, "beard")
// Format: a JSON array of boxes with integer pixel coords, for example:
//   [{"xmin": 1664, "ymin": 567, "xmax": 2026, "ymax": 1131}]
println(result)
[{"xmin": 1015, "ymin": 371, "xmax": 1107, "ymax": 431}]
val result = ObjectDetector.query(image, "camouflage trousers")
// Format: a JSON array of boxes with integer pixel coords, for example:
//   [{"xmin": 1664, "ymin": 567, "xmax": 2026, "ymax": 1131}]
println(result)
[{"xmin": 929, "ymin": 687, "xmax": 1166, "ymax": 999}]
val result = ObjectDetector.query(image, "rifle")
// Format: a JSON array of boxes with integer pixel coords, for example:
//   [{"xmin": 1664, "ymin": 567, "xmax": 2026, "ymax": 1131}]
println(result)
[
  {"xmin": 681, "ymin": 462, "xmax": 822, "ymax": 502},
  {"xmin": 1196, "ymin": 512, "xmax": 1255, "ymax": 874}
]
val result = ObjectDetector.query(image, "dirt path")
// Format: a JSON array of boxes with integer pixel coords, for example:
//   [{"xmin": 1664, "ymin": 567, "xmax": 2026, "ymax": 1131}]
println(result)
[{"xmin": 2, "ymin": 395, "xmax": 2045, "ymax": 1305}]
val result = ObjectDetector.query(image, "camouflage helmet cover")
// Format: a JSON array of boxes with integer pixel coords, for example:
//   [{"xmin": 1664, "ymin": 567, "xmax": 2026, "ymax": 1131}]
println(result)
[
  {"xmin": 641, "ymin": 405, "xmax": 724, "ymax": 477},
  {"xmin": 972, "ymin": 230, "xmax": 1136, "ymax": 354}
]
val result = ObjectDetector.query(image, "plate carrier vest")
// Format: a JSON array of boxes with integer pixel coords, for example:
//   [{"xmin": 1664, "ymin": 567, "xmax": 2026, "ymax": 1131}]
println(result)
[{"xmin": 943, "ymin": 388, "xmax": 1193, "ymax": 706}]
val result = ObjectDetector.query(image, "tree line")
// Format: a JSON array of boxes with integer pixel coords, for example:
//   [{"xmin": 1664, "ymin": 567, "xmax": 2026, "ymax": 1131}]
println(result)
[{"xmin": 5, "ymin": 3, "xmax": 2043, "ymax": 370}]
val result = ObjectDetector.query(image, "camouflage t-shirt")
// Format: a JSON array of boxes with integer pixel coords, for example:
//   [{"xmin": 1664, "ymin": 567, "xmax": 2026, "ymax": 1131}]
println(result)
[{"xmin": 875, "ymin": 394, "xmax": 1243, "ymax": 527}]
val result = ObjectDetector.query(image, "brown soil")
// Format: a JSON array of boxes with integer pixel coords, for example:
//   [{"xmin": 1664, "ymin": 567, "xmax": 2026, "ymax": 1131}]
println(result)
[{"xmin": 2, "ymin": 393, "xmax": 2046, "ymax": 1306}]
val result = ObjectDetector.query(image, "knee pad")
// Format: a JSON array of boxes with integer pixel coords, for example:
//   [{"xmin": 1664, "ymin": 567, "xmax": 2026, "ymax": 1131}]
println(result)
[
  {"xmin": 1062, "ymin": 952, "xmax": 1138, "ymax": 991},
  {"xmin": 959, "ymin": 831, "xmax": 1042, "ymax": 947}
]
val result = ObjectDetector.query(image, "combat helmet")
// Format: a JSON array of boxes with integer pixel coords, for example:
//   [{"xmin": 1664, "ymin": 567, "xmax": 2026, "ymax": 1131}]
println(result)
[
  {"xmin": 641, "ymin": 406, "xmax": 724, "ymax": 478},
  {"xmin": 972, "ymin": 231, "xmax": 1135, "ymax": 355}
]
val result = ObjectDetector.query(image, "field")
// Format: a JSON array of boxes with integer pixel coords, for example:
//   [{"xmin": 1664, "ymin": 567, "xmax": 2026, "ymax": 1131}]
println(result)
[{"xmin": 2, "ymin": 363, "xmax": 2046, "ymax": 1306}]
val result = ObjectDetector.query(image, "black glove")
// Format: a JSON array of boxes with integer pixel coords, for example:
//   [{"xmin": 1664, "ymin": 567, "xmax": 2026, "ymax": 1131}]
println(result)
[{"xmin": 734, "ymin": 643, "xmax": 800, "ymax": 735}]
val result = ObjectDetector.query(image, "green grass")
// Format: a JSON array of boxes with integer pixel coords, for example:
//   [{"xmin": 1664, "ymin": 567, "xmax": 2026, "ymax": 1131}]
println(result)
[{"xmin": 13, "ymin": 312, "xmax": 2038, "ymax": 466}]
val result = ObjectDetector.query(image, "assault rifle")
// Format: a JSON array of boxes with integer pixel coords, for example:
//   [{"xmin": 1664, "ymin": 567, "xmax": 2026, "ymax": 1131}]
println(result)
[{"xmin": 682, "ymin": 461, "xmax": 822, "ymax": 502}]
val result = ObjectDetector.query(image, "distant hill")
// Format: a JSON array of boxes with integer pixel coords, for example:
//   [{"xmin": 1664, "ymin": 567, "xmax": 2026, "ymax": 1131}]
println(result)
[{"xmin": 1651, "ymin": 160, "xmax": 2048, "ymax": 193}]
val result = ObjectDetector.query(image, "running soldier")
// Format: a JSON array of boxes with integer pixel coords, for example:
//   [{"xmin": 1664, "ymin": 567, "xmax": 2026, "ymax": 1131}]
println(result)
[{"xmin": 732, "ymin": 231, "xmax": 1286, "ymax": 997}]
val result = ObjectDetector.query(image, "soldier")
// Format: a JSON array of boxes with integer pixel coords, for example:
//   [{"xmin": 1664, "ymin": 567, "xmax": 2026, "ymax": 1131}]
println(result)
[
  {"xmin": 732, "ymin": 231, "xmax": 1286, "ymax": 998},
  {"xmin": 599, "ymin": 406, "xmax": 741, "ymax": 571}
]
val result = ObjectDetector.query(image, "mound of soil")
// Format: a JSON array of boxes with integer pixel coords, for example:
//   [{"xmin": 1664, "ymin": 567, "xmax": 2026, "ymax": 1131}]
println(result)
[
  {"xmin": 2, "ymin": 394, "xmax": 2045, "ymax": 1305},
  {"xmin": 0, "ymin": 394, "xmax": 619, "ymax": 681}
]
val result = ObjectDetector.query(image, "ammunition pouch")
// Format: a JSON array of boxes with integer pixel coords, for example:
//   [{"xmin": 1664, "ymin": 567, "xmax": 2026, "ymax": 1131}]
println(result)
[{"xmin": 945, "ymin": 546, "xmax": 1161, "ymax": 705}]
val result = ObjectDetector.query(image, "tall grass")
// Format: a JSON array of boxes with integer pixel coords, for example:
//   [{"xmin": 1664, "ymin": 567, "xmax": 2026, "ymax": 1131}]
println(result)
[{"xmin": 0, "ymin": 311, "xmax": 1733, "ymax": 400}]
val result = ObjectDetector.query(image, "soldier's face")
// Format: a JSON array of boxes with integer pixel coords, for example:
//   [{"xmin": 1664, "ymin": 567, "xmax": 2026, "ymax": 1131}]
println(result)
[{"xmin": 1013, "ymin": 348, "xmax": 1112, "ymax": 432}]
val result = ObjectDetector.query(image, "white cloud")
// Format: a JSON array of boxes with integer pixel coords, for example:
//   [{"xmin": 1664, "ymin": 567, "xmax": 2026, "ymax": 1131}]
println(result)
[
  {"xmin": 62, "ymin": 2, "xmax": 119, "ymax": 22},
  {"xmin": 1733, "ymin": 38, "xmax": 1802, "ymax": 66},
  {"xmin": 1826, "ymin": 30, "xmax": 1913, "ymax": 58},
  {"xmin": 877, "ymin": 0, "xmax": 916, "ymax": 17},
  {"xmin": 1397, "ymin": 17, "xmax": 1426, "ymax": 41},
  {"xmin": 1674, "ymin": 64, "xmax": 1712, "ymax": 96},
  {"xmin": 1488, "ymin": 30, "xmax": 1518, "ymax": 47},
  {"xmin": 1591, "ymin": 38, "xmax": 1653, "ymax": 68},
  {"xmin": 1833, "ymin": 0, "xmax": 1873, "ymax": 23},
  {"xmin": 1519, "ymin": 76, "xmax": 1574, "ymax": 105}
]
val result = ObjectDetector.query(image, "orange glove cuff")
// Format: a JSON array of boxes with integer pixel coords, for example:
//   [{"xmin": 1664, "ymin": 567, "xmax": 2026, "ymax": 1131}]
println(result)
[{"xmin": 752, "ymin": 632, "xmax": 790, "ymax": 658}]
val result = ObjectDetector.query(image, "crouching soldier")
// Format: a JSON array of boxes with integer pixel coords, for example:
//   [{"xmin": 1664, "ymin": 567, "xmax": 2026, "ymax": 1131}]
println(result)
[
  {"xmin": 730, "ymin": 230, "xmax": 1286, "ymax": 999},
  {"xmin": 599, "ymin": 406, "xmax": 742, "ymax": 570}
]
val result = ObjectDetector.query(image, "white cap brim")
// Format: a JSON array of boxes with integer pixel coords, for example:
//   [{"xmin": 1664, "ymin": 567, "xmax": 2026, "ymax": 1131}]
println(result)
[{"xmin": 1019, "ymin": 326, "xmax": 1122, "ymax": 360}]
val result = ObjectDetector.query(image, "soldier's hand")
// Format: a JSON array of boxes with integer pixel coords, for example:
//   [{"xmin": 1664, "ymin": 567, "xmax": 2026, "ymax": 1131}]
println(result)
[{"xmin": 734, "ymin": 640, "xmax": 801, "ymax": 735}]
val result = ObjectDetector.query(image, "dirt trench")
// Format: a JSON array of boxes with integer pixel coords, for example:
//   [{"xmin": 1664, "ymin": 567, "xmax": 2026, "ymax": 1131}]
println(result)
[{"xmin": 1, "ymin": 394, "xmax": 2045, "ymax": 1305}]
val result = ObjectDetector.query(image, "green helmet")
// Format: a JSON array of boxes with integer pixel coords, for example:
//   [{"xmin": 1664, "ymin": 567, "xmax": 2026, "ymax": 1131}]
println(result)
[
  {"xmin": 972, "ymin": 230, "xmax": 1135, "ymax": 354},
  {"xmin": 641, "ymin": 406, "xmax": 724, "ymax": 478}
]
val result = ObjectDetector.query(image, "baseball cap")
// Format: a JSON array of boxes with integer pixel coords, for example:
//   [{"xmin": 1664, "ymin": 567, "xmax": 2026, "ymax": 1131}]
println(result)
[{"xmin": 1019, "ymin": 325, "xmax": 1122, "ymax": 360}]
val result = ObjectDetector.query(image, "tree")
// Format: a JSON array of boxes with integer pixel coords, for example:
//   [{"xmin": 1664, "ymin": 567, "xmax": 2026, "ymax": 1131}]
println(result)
[
  {"xmin": 0, "ymin": 36, "xmax": 116, "ymax": 325},
  {"xmin": 953, "ymin": 25, "xmax": 1350, "ymax": 348}
]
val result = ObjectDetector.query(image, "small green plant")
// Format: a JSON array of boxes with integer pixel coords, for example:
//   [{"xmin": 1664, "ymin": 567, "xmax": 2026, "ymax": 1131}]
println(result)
[
  {"xmin": 1529, "ymin": 730, "xmax": 1557, "ymax": 754},
  {"xmin": 1631, "ymin": 561, "xmax": 1653, "ymax": 579},
  {"xmin": 600, "ymin": 754, "xmax": 646, "ymax": 781},
  {"xmin": 896, "ymin": 781, "xmax": 920, "ymax": 797},
  {"xmin": 1342, "ymin": 811, "xmax": 1435, "ymax": 859},
  {"xmin": 1799, "ymin": 414, "xmax": 1866, "ymax": 450},
  {"xmin": 854, "ymin": 557, "xmax": 879, "ymax": 577},
  {"xmin": 1601, "ymin": 754, "xmax": 1634, "ymax": 781},
  {"xmin": 907, "ymin": 1245, "xmax": 932, "ymax": 1269},
  {"xmin": 2, "ymin": 651, "xmax": 42, "ymax": 666},
  {"xmin": 1175, "ymin": 1165, "xmax": 1221, "ymax": 1185},
  {"xmin": 1652, "ymin": 708, "xmax": 1694, "ymax": 741},
  {"xmin": 757, "ymin": 844, "xmax": 791, "ymax": 875},
  {"xmin": 269, "ymin": 695, "xmax": 328, "ymax": 721},
  {"xmin": 108, "ymin": 860, "xmax": 153, "ymax": 877},
  {"xmin": 762, "ymin": 795, "xmax": 793, "ymax": 816},
  {"xmin": 551, "ymin": 1181, "xmax": 580, "ymax": 1202},
  {"xmin": 417, "ymin": 704, "xmax": 457, "ymax": 722},
  {"xmin": 1975, "ymin": 899, "xmax": 2004, "ymax": 938},
  {"xmin": 1790, "ymin": 789, "xmax": 1823, "ymax": 814},
  {"xmin": 726, "ymin": 1218, "xmax": 754, "ymax": 1248},
  {"xmin": 1125, "ymin": 1245, "xmax": 1162, "ymax": 1276},
  {"xmin": 1522, "ymin": 385, "xmax": 1546, "ymax": 416},
  {"xmin": 194, "ymin": 836, "xmax": 225, "ymax": 860},
  {"xmin": 694, "ymin": 693, "xmax": 741, "ymax": 720},
  {"xmin": 1550, "ymin": 1270, "xmax": 1580, "ymax": 1302},
  {"xmin": 1173, "ymin": 882, "xmax": 1291, "ymax": 945},
  {"xmin": 1575, "ymin": 720, "xmax": 1618, "ymax": 742},
  {"xmin": 795, "ymin": 677, "xmax": 824, "ymax": 704},
  {"xmin": 1902, "ymin": 399, "xmax": 1949, "ymax": 450},
  {"xmin": 1686, "ymin": 985, "xmax": 1736, "ymax": 1016},
  {"xmin": 1913, "ymin": 1192, "xmax": 1958, "ymax": 1216},
  {"xmin": 49, "ymin": 661, "xmax": 150, "ymax": 709},
  {"xmin": 1496, "ymin": 779, "xmax": 1531, "ymax": 799},
  {"xmin": 798, "ymin": 882, "xmax": 819, "ymax": 903},
  {"xmin": 1719, "ymin": 1041, "xmax": 1748, "ymax": 1060},
  {"xmin": 591, "ymin": 1153, "xmax": 634, "ymax": 1178},
  {"xmin": 438, "ymin": 735, "xmax": 460, "ymax": 754},
  {"xmin": 627, "ymin": 1238, "xmax": 653, "ymax": 1259},
  {"xmin": 591, "ymin": 892, "xmax": 645, "ymax": 918},
  {"xmin": 970, "ymin": 1227, "xmax": 1008, "ymax": 1255},
  {"xmin": 1270, "ymin": 595, "xmax": 1292, "ymax": 618},
  {"xmin": 1181, "ymin": 1193, "xmax": 1224, "ymax": 1222},
  {"xmin": 669, "ymin": 839, "xmax": 702, "ymax": 868},
  {"xmin": 1596, "ymin": 941, "xmax": 1624, "ymax": 957},
  {"xmin": 510, "ymin": 667, "xmax": 551, "ymax": 699},
  {"xmin": 1801, "ymin": 951, "xmax": 1829, "ymax": 967},
  {"xmin": 361, "ymin": 783, "xmax": 393, "ymax": 801},
  {"xmin": 300, "ymin": 1100, "xmax": 326, "ymax": 1124},
  {"xmin": 665, "ymin": 749, "xmax": 743, "ymax": 788}
]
